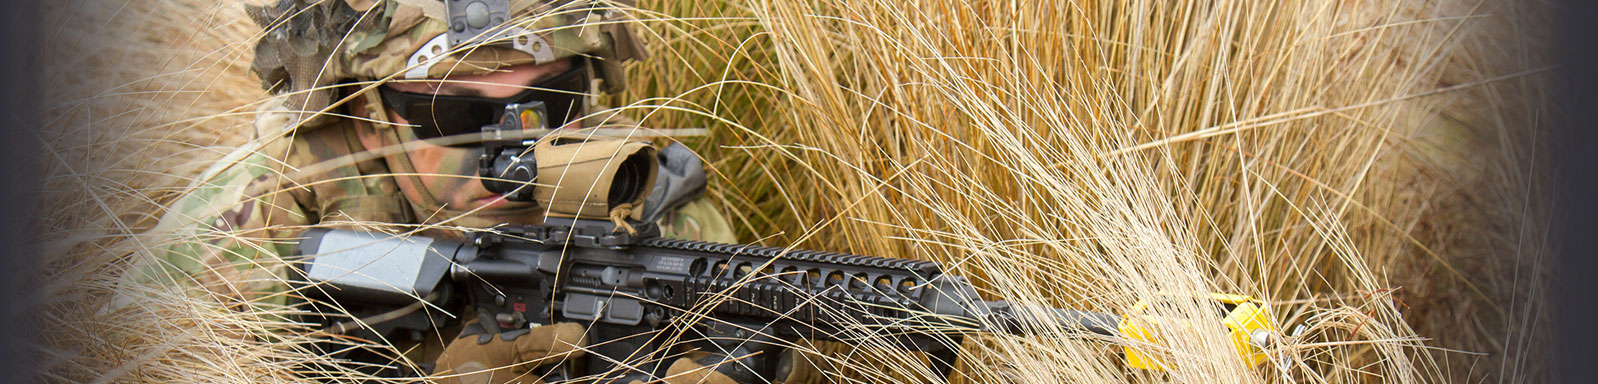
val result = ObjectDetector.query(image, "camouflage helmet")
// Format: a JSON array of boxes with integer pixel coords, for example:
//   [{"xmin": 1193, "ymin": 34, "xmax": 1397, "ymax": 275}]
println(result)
[{"xmin": 247, "ymin": 0, "xmax": 646, "ymax": 123}]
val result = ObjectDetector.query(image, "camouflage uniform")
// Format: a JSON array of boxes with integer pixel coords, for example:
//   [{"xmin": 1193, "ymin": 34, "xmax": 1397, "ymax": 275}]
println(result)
[
  {"xmin": 130, "ymin": 0, "xmax": 734, "ymax": 308},
  {"xmin": 126, "ymin": 1, "xmax": 749, "ymax": 382}
]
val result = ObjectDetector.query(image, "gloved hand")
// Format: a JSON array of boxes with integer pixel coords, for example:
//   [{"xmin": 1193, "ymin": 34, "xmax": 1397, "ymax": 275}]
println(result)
[
  {"xmin": 631, "ymin": 346, "xmax": 839, "ymax": 384},
  {"xmin": 627, "ymin": 352, "xmax": 738, "ymax": 384},
  {"xmin": 432, "ymin": 322, "xmax": 587, "ymax": 384}
]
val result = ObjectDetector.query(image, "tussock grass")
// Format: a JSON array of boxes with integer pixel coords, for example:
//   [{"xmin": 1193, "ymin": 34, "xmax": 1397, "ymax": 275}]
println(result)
[{"xmin": 36, "ymin": 0, "xmax": 1552, "ymax": 383}]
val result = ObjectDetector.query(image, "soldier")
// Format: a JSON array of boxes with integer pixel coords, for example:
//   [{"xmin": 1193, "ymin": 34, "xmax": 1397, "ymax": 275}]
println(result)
[{"xmin": 129, "ymin": 0, "xmax": 767, "ymax": 382}]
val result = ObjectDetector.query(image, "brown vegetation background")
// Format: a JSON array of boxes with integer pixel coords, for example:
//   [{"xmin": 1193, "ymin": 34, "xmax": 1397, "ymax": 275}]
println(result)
[{"xmin": 35, "ymin": 0, "xmax": 1554, "ymax": 382}]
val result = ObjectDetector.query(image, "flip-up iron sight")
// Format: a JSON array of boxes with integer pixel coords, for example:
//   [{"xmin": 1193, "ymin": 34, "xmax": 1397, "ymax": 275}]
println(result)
[{"xmin": 477, "ymin": 102, "xmax": 548, "ymax": 202}]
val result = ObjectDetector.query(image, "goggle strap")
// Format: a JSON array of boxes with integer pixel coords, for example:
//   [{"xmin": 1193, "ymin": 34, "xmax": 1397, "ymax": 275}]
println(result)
[{"xmin": 361, "ymin": 87, "xmax": 393, "ymax": 129}]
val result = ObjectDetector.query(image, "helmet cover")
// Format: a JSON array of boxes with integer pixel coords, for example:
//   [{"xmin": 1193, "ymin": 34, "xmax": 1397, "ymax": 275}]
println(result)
[{"xmin": 247, "ymin": 0, "xmax": 646, "ymax": 123}]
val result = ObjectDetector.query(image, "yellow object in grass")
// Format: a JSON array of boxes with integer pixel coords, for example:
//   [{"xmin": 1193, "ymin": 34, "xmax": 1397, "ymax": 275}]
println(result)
[{"xmin": 1118, "ymin": 293, "xmax": 1275, "ymax": 371}]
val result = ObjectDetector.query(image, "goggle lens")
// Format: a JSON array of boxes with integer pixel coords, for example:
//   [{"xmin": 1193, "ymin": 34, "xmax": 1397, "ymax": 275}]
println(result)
[{"xmin": 378, "ymin": 61, "xmax": 588, "ymax": 146}]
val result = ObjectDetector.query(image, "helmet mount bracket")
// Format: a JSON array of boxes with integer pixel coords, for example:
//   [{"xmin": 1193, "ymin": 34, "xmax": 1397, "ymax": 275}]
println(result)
[
  {"xmin": 404, "ymin": 0, "xmax": 558, "ymax": 80},
  {"xmin": 446, "ymin": 0, "xmax": 511, "ymax": 47}
]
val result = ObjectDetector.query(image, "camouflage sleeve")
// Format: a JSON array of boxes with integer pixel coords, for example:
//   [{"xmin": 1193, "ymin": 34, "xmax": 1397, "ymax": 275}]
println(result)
[
  {"xmin": 657, "ymin": 196, "xmax": 738, "ymax": 244},
  {"xmin": 130, "ymin": 143, "xmax": 312, "ymax": 311}
]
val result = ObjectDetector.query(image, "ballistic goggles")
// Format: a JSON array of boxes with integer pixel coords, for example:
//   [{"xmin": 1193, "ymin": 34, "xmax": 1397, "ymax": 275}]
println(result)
[{"xmin": 378, "ymin": 60, "xmax": 589, "ymax": 146}]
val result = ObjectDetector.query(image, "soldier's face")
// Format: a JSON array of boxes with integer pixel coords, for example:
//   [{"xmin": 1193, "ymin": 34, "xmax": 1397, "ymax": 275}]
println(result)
[{"xmin": 358, "ymin": 60, "xmax": 581, "ymax": 222}]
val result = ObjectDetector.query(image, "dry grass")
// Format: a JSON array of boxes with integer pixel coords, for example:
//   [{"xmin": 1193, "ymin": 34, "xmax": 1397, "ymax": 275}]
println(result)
[{"xmin": 36, "ymin": 0, "xmax": 1553, "ymax": 383}]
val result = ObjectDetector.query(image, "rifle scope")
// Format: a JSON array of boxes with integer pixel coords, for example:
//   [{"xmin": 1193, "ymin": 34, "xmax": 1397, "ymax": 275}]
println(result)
[{"xmin": 477, "ymin": 102, "xmax": 657, "ymax": 213}]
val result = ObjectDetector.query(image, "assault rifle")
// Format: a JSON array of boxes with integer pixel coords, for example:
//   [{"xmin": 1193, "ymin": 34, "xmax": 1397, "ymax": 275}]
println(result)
[{"xmin": 296, "ymin": 219, "xmax": 1124, "ymax": 382}]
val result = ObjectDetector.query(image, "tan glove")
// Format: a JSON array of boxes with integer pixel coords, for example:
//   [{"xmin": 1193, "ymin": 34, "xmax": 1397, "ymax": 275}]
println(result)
[
  {"xmin": 432, "ymin": 322, "xmax": 587, "ymax": 384},
  {"xmin": 635, "ymin": 348, "xmax": 836, "ymax": 384},
  {"xmin": 627, "ymin": 352, "xmax": 738, "ymax": 384}
]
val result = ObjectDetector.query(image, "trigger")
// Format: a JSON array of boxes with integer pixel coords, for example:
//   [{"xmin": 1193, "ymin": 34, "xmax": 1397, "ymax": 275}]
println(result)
[
  {"xmin": 457, "ymin": 322, "xmax": 493, "ymax": 345},
  {"xmin": 472, "ymin": 307, "xmax": 501, "ymax": 344}
]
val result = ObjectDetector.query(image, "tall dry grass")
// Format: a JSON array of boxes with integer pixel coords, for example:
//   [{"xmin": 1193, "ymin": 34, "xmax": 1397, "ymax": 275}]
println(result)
[
  {"xmin": 36, "ymin": 1, "xmax": 373, "ymax": 383},
  {"xmin": 36, "ymin": 0, "xmax": 1552, "ymax": 383}
]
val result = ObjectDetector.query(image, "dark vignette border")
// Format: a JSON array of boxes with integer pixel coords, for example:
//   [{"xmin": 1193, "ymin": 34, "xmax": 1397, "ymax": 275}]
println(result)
[
  {"xmin": 0, "ymin": 0, "xmax": 42, "ymax": 383},
  {"xmin": 1553, "ymin": 0, "xmax": 1598, "ymax": 381}
]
